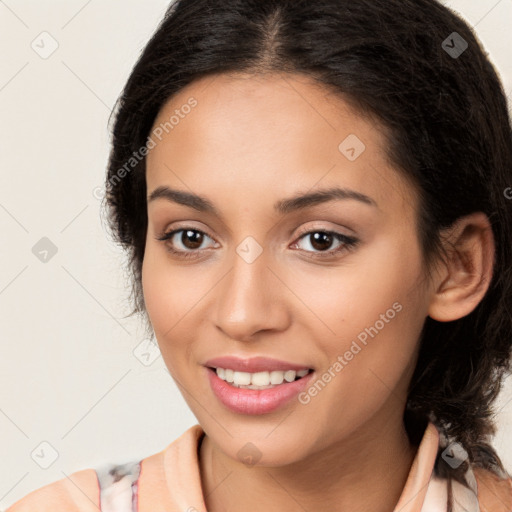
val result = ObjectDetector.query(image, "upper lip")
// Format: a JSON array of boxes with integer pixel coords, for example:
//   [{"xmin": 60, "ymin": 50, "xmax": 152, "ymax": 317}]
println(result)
[{"xmin": 204, "ymin": 356, "xmax": 313, "ymax": 373}]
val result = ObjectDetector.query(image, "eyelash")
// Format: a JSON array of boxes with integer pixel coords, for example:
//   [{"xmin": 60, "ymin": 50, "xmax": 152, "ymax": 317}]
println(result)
[{"xmin": 155, "ymin": 227, "xmax": 359, "ymax": 261}]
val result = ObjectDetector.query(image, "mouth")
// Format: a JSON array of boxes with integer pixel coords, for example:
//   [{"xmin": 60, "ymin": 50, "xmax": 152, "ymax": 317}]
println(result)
[
  {"xmin": 205, "ymin": 363, "xmax": 316, "ymax": 415},
  {"xmin": 206, "ymin": 366, "xmax": 313, "ymax": 390}
]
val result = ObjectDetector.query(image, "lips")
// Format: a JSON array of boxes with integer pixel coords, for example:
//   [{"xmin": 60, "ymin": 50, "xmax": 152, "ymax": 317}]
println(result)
[
  {"xmin": 206, "ymin": 365, "xmax": 315, "ymax": 415},
  {"xmin": 204, "ymin": 355, "xmax": 313, "ymax": 373}
]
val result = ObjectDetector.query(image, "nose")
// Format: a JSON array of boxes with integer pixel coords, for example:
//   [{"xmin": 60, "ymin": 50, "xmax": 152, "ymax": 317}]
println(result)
[{"xmin": 214, "ymin": 248, "xmax": 291, "ymax": 342}]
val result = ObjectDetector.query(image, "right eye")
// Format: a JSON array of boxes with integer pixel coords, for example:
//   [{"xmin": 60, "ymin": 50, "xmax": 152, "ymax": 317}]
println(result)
[{"xmin": 156, "ymin": 227, "xmax": 219, "ymax": 259}]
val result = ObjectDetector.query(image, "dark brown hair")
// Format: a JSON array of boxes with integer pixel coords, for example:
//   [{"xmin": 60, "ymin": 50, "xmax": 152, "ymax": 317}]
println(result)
[{"xmin": 103, "ymin": 0, "xmax": 512, "ymax": 490}]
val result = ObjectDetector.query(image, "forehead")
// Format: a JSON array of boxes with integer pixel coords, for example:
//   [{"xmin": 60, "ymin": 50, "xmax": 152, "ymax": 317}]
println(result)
[
  {"xmin": 150, "ymin": 71, "xmax": 381, "ymax": 146},
  {"xmin": 146, "ymin": 72, "xmax": 417, "ymax": 217}
]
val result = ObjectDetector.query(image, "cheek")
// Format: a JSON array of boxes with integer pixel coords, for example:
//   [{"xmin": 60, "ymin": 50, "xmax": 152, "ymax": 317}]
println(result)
[
  {"xmin": 292, "ymin": 235, "xmax": 425, "ymax": 403},
  {"xmin": 141, "ymin": 247, "xmax": 171, "ymax": 327},
  {"xmin": 141, "ymin": 244, "xmax": 217, "ymax": 373},
  {"xmin": 291, "ymin": 234, "xmax": 424, "ymax": 336},
  {"xmin": 141, "ymin": 240, "xmax": 200, "ymax": 325},
  {"xmin": 141, "ymin": 247, "xmax": 192, "ymax": 354}
]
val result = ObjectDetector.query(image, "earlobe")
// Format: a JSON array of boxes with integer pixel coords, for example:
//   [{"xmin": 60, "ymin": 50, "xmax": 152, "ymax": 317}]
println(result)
[{"xmin": 427, "ymin": 212, "xmax": 495, "ymax": 322}]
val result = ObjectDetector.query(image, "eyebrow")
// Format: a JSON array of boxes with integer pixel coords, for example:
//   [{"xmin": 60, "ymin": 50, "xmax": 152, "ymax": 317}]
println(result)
[{"xmin": 147, "ymin": 185, "xmax": 378, "ymax": 215}]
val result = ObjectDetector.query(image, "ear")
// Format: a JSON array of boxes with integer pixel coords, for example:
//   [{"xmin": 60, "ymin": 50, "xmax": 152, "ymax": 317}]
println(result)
[{"xmin": 427, "ymin": 212, "xmax": 495, "ymax": 322}]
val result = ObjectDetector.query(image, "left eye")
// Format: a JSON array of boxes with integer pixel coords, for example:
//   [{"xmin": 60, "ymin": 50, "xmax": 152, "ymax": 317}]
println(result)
[{"xmin": 292, "ymin": 230, "xmax": 358, "ymax": 255}]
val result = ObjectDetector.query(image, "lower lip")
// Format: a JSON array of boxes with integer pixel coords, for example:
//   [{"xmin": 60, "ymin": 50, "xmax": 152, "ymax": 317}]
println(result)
[{"xmin": 206, "ymin": 367, "xmax": 315, "ymax": 415}]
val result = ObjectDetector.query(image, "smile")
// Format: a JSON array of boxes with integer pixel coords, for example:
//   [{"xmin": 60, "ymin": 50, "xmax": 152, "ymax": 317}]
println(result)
[
  {"xmin": 205, "ymin": 366, "xmax": 315, "ymax": 415},
  {"xmin": 211, "ymin": 367, "xmax": 311, "ymax": 389}
]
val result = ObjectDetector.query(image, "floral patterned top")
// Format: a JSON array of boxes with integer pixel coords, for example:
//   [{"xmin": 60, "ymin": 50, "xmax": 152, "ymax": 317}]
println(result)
[{"xmin": 6, "ymin": 422, "xmax": 512, "ymax": 511}]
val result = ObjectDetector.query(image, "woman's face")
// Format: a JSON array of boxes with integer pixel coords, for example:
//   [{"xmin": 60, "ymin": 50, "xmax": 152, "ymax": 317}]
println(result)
[{"xmin": 142, "ymin": 72, "xmax": 432, "ymax": 465}]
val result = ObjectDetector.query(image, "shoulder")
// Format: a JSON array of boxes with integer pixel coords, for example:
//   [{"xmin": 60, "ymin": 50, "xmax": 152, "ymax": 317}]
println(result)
[
  {"xmin": 6, "ymin": 425, "xmax": 205, "ymax": 511},
  {"xmin": 5, "ymin": 468, "xmax": 100, "ymax": 511},
  {"xmin": 473, "ymin": 466, "xmax": 512, "ymax": 512},
  {"xmin": 136, "ymin": 425, "xmax": 205, "ymax": 499}
]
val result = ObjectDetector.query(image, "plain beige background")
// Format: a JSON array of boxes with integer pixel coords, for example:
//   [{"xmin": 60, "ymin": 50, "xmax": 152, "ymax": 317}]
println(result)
[{"xmin": 0, "ymin": 0, "xmax": 511, "ymax": 509}]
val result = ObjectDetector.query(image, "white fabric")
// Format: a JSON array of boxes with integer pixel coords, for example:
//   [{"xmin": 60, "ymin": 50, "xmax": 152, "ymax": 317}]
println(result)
[{"xmin": 95, "ymin": 461, "xmax": 140, "ymax": 512}]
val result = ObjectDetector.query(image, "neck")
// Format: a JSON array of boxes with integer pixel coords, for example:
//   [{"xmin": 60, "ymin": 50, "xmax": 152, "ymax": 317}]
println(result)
[{"xmin": 199, "ymin": 412, "xmax": 419, "ymax": 512}]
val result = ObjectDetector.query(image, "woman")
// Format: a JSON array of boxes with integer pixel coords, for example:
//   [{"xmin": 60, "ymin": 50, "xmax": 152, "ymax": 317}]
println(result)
[{"xmin": 7, "ymin": 0, "xmax": 512, "ymax": 510}]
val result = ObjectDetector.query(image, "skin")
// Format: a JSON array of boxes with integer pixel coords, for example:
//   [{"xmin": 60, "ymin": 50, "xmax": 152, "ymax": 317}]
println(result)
[{"xmin": 142, "ymin": 71, "xmax": 495, "ymax": 512}]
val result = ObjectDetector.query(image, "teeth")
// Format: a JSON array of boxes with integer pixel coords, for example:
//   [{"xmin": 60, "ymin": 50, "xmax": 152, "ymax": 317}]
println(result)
[
  {"xmin": 214, "ymin": 367, "xmax": 310, "ymax": 388},
  {"xmin": 233, "ymin": 371, "xmax": 252, "ymax": 385},
  {"xmin": 252, "ymin": 371, "xmax": 270, "ymax": 386},
  {"xmin": 284, "ymin": 370, "xmax": 296, "ymax": 382},
  {"xmin": 270, "ymin": 370, "xmax": 284, "ymax": 385}
]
